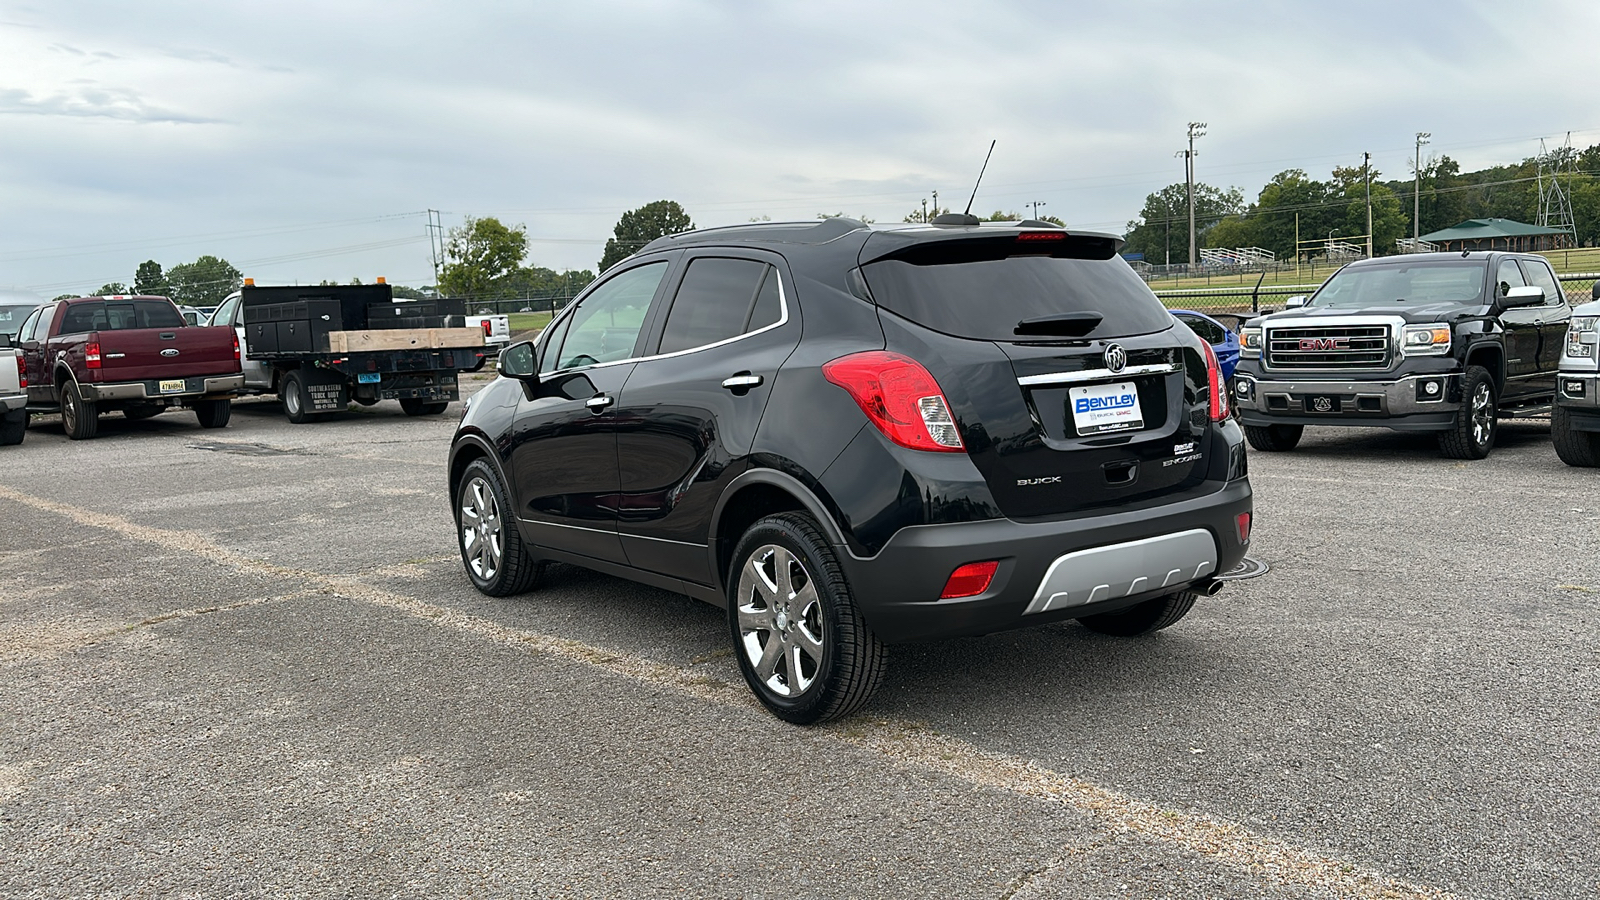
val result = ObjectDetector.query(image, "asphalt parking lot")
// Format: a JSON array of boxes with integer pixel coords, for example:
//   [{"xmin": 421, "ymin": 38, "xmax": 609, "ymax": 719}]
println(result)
[{"xmin": 2, "ymin": 383, "xmax": 1596, "ymax": 900}]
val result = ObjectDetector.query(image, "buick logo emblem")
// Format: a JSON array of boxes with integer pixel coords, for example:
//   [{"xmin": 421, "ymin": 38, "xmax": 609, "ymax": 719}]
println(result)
[
  {"xmin": 160, "ymin": 348, "xmax": 180, "ymax": 357},
  {"xmin": 1103, "ymin": 343, "xmax": 1127, "ymax": 374}
]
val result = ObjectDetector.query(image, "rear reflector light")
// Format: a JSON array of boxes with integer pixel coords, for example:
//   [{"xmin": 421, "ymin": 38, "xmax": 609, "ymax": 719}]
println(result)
[
  {"xmin": 1201, "ymin": 341, "xmax": 1228, "ymax": 421},
  {"xmin": 822, "ymin": 351, "xmax": 964, "ymax": 452},
  {"xmin": 85, "ymin": 341, "xmax": 101, "ymax": 369},
  {"xmin": 1236, "ymin": 512, "xmax": 1252, "ymax": 544},
  {"xmin": 940, "ymin": 561, "xmax": 998, "ymax": 599}
]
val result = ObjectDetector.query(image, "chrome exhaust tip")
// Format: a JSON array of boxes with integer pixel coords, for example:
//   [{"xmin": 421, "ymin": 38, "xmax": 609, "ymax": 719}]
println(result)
[{"xmin": 1197, "ymin": 578, "xmax": 1224, "ymax": 596}]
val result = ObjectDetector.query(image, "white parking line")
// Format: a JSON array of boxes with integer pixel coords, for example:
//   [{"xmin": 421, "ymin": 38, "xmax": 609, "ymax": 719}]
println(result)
[{"xmin": 0, "ymin": 485, "xmax": 1454, "ymax": 900}]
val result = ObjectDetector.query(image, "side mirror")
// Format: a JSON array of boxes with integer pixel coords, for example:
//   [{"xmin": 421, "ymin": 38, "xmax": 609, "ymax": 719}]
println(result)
[
  {"xmin": 1499, "ymin": 285, "xmax": 1545, "ymax": 309},
  {"xmin": 498, "ymin": 340, "xmax": 539, "ymax": 383},
  {"xmin": 1591, "ymin": 281, "xmax": 1599, "ymax": 302},
  {"xmin": 1285, "ymin": 295, "xmax": 1308, "ymax": 309}
]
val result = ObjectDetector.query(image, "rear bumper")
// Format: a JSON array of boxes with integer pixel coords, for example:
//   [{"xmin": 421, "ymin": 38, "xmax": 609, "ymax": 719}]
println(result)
[
  {"xmin": 838, "ymin": 477, "xmax": 1252, "ymax": 643},
  {"xmin": 78, "ymin": 374, "xmax": 244, "ymax": 402},
  {"xmin": 1233, "ymin": 372, "xmax": 1459, "ymax": 431},
  {"xmin": 3, "ymin": 393, "xmax": 25, "ymax": 414}
]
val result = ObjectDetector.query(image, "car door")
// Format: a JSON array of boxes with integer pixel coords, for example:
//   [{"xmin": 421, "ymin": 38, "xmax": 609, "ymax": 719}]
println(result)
[
  {"xmin": 1493, "ymin": 257, "xmax": 1539, "ymax": 400},
  {"xmin": 1518, "ymin": 257, "xmax": 1570, "ymax": 396},
  {"xmin": 611, "ymin": 252, "xmax": 799, "ymax": 586},
  {"xmin": 505, "ymin": 259, "xmax": 673, "ymax": 565},
  {"xmin": 17, "ymin": 304, "xmax": 56, "ymax": 404}
]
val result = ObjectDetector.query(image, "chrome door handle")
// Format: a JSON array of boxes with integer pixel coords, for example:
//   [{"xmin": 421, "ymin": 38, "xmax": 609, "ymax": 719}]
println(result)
[
  {"xmin": 585, "ymin": 394, "xmax": 614, "ymax": 411},
  {"xmin": 720, "ymin": 374, "xmax": 764, "ymax": 390}
]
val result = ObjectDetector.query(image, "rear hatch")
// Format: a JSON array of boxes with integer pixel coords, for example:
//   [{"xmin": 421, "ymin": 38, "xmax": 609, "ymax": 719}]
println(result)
[
  {"xmin": 858, "ymin": 229, "xmax": 1215, "ymax": 519},
  {"xmin": 60, "ymin": 299, "xmax": 240, "ymax": 382}
]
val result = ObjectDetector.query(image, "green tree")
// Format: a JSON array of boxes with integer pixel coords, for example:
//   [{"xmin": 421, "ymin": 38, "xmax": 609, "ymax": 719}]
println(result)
[
  {"xmin": 1123, "ymin": 183, "xmax": 1243, "ymax": 265},
  {"xmin": 505, "ymin": 265, "xmax": 595, "ymax": 301},
  {"xmin": 438, "ymin": 216, "xmax": 528, "ymax": 299},
  {"xmin": 133, "ymin": 260, "xmax": 168, "ymax": 296},
  {"xmin": 903, "ymin": 205, "xmax": 950, "ymax": 223},
  {"xmin": 166, "ymin": 256, "xmax": 242, "ymax": 307},
  {"xmin": 599, "ymin": 201, "xmax": 694, "ymax": 272},
  {"xmin": 93, "ymin": 283, "xmax": 130, "ymax": 296},
  {"xmin": 982, "ymin": 210, "xmax": 1021, "ymax": 222},
  {"xmin": 1248, "ymin": 170, "xmax": 1336, "ymax": 260}
]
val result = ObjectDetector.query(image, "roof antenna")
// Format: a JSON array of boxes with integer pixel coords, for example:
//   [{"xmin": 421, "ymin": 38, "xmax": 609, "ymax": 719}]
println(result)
[{"xmin": 963, "ymin": 140, "xmax": 997, "ymax": 217}]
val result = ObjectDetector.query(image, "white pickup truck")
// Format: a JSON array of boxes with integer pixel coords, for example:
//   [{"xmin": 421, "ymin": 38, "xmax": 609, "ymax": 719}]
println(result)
[
  {"xmin": 1, "ymin": 344, "xmax": 25, "ymax": 445},
  {"xmin": 1553, "ymin": 281, "xmax": 1600, "ymax": 466},
  {"xmin": 464, "ymin": 312, "xmax": 511, "ymax": 348}
]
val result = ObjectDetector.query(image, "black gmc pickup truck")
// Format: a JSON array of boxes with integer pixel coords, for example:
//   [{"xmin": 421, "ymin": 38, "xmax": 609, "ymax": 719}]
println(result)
[{"xmin": 1232, "ymin": 251, "xmax": 1570, "ymax": 459}]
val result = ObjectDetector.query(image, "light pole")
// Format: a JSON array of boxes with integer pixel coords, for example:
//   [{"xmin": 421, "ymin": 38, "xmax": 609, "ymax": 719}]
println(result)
[
  {"xmin": 1029, "ymin": 200, "xmax": 1047, "ymax": 221},
  {"xmin": 1178, "ymin": 122, "xmax": 1207, "ymax": 270},
  {"xmin": 1364, "ymin": 151, "xmax": 1373, "ymax": 258},
  {"xmin": 1414, "ymin": 132, "xmax": 1431, "ymax": 248}
]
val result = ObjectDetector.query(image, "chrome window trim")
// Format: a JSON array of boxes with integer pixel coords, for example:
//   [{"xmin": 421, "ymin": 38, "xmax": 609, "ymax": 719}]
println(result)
[
  {"xmin": 1017, "ymin": 362, "xmax": 1177, "ymax": 387},
  {"xmin": 545, "ymin": 262, "xmax": 791, "ymax": 376}
]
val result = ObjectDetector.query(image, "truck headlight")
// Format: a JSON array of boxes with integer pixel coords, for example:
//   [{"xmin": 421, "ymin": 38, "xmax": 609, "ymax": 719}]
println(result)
[
  {"xmin": 1240, "ymin": 327, "xmax": 1262, "ymax": 358},
  {"xmin": 1568, "ymin": 316, "xmax": 1598, "ymax": 359},
  {"xmin": 1402, "ymin": 324, "xmax": 1451, "ymax": 356}
]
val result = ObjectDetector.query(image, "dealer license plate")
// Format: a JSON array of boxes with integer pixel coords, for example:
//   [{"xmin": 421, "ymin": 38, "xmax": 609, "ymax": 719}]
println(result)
[
  {"xmin": 357, "ymin": 372, "xmax": 381, "ymax": 384},
  {"xmin": 1069, "ymin": 381, "xmax": 1143, "ymax": 435},
  {"xmin": 159, "ymin": 379, "xmax": 186, "ymax": 394}
]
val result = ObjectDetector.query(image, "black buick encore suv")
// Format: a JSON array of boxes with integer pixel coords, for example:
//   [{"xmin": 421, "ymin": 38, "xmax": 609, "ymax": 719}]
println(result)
[{"xmin": 449, "ymin": 216, "xmax": 1253, "ymax": 723}]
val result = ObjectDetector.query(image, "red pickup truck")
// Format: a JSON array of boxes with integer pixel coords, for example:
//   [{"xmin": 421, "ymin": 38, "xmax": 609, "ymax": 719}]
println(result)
[{"xmin": 14, "ymin": 295, "xmax": 244, "ymax": 439}]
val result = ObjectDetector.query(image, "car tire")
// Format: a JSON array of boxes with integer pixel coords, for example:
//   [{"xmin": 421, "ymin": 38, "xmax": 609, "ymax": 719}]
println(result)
[
  {"xmin": 0, "ymin": 410, "xmax": 25, "ymax": 446},
  {"xmin": 1552, "ymin": 403, "xmax": 1600, "ymax": 467},
  {"xmin": 1243, "ymin": 423, "xmax": 1302, "ymax": 452},
  {"xmin": 728, "ymin": 512, "xmax": 886, "ymax": 725},
  {"xmin": 455, "ymin": 458, "xmax": 543, "ymax": 597},
  {"xmin": 281, "ymin": 370, "xmax": 316, "ymax": 424},
  {"xmin": 123, "ymin": 406, "xmax": 163, "ymax": 420},
  {"xmin": 1078, "ymin": 590, "xmax": 1198, "ymax": 637},
  {"xmin": 60, "ymin": 380, "xmax": 99, "ymax": 440},
  {"xmin": 194, "ymin": 398, "xmax": 231, "ymax": 429},
  {"xmin": 400, "ymin": 398, "xmax": 449, "ymax": 416},
  {"xmin": 1437, "ymin": 365, "xmax": 1496, "ymax": 460}
]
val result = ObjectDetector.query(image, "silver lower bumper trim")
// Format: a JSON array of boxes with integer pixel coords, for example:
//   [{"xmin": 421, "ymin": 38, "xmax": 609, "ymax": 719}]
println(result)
[{"xmin": 1023, "ymin": 528, "xmax": 1218, "ymax": 615}]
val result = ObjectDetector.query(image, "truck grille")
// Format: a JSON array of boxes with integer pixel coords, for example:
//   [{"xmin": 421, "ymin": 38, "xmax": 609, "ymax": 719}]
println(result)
[{"xmin": 1266, "ymin": 325, "xmax": 1391, "ymax": 370}]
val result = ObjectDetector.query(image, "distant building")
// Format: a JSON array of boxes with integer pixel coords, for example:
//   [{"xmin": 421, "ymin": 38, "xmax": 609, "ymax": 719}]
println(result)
[{"xmin": 1418, "ymin": 218, "xmax": 1571, "ymax": 252}]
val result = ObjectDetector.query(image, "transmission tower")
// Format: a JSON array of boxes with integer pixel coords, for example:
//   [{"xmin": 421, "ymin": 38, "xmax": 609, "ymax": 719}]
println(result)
[{"xmin": 1537, "ymin": 134, "xmax": 1578, "ymax": 248}]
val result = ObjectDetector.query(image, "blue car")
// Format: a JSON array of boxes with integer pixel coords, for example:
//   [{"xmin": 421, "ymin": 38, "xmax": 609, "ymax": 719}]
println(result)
[{"xmin": 1171, "ymin": 309, "xmax": 1240, "ymax": 380}]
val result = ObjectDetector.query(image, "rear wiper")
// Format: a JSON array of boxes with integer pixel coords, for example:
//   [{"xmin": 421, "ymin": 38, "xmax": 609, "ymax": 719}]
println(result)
[{"xmin": 1014, "ymin": 311, "xmax": 1102, "ymax": 337}]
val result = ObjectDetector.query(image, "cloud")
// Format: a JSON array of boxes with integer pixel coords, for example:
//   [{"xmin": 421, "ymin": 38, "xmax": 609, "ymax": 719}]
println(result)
[{"xmin": 0, "ymin": 85, "xmax": 224, "ymax": 124}]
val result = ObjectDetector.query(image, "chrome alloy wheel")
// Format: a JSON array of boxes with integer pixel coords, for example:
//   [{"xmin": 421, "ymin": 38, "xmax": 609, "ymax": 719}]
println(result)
[
  {"xmin": 459, "ymin": 475, "xmax": 503, "ymax": 581},
  {"xmin": 735, "ymin": 544, "xmax": 825, "ymax": 698},
  {"xmin": 1470, "ymin": 380, "xmax": 1494, "ymax": 447},
  {"xmin": 61, "ymin": 389, "xmax": 79, "ymax": 434}
]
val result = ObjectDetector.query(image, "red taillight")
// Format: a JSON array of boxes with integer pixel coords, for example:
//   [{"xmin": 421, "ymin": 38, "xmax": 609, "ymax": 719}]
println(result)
[
  {"xmin": 1236, "ymin": 512, "xmax": 1252, "ymax": 545},
  {"xmin": 481, "ymin": 320, "xmax": 494, "ymax": 337},
  {"xmin": 1201, "ymin": 341, "xmax": 1228, "ymax": 421},
  {"xmin": 940, "ymin": 561, "xmax": 998, "ymax": 599},
  {"xmin": 232, "ymin": 331, "xmax": 240, "ymax": 362},
  {"xmin": 15, "ymin": 354, "xmax": 24, "ymax": 390},
  {"xmin": 85, "ymin": 341, "xmax": 101, "ymax": 369},
  {"xmin": 821, "ymin": 351, "xmax": 964, "ymax": 452}
]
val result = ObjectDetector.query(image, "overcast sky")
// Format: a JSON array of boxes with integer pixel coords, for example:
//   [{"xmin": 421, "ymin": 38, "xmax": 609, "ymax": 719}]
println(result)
[{"xmin": 3, "ymin": 0, "xmax": 1598, "ymax": 297}]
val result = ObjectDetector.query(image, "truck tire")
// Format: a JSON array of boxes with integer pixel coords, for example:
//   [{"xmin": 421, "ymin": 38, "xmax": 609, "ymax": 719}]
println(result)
[
  {"xmin": 194, "ymin": 398, "xmax": 231, "ymax": 429},
  {"xmin": 1078, "ymin": 590, "xmax": 1198, "ymax": 636},
  {"xmin": 123, "ymin": 406, "xmax": 163, "ymax": 420},
  {"xmin": 0, "ymin": 410, "xmax": 25, "ymax": 446},
  {"xmin": 728, "ymin": 512, "xmax": 887, "ymax": 725},
  {"xmin": 281, "ymin": 370, "xmax": 316, "ymax": 425},
  {"xmin": 1552, "ymin": 403, "xmax": 1600, "ymax": 467},
  {"xmin": 455, "ymin": 458, "xmax": 543, "ymax": 597},
  {"xmin": 60, "ymin": 380, "xmax": 99, "ymax": 440},
  {"xmin": 400, "ymin": 398, "xmax": 449, "ymax": 416},
  {"xmin": 1437, "ymin": 365, "xmax": 1496, "ymax": 460},
  {"xmin": 1244, "ymin": 423, "xmax": 1302, "ymax": 451}
]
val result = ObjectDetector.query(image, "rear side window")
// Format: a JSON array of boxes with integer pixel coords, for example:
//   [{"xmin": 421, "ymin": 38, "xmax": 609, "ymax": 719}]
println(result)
[
  {"xmin": 860, "ymin": 237, "xmax": 1174, "ymax": 341},
  {"xmin": 59, "ymin": 300, "xmax": 185, "ymax": 333},
  {"xmin": 1176, "ymin": 314, "xmax": 1226, "ymax": 344},
  {"xmin": 657, "ymin": 258, "xmax": 778, "ymax": 355}
]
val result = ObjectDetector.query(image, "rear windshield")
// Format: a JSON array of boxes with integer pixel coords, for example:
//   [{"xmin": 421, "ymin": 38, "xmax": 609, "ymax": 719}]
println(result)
[
  {"xmin": 860, "ymin": 237, "xmax": 1175, "ymax": 341},
  {"xmin": 1311, "ymin": 262, "xmax": 1486, "ymax": 308},
  {"xmin": 59, "ymin": 300, "xmax": 186, "ymax": 333}
]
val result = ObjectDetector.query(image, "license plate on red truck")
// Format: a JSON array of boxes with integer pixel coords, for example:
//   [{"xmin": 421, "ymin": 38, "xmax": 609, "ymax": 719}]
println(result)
[{"xmin": 159, "ymin": 379, "xmax": 186, "ymax": 394}]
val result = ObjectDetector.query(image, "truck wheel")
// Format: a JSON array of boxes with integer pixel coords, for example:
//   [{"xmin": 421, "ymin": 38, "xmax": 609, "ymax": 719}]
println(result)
[
  {"xmin": 60, "ymin": 381, "xmax": 99, "ymax": 440},
  {"xmin": 1552, "ymin": 404, "xmax": 1600, "ymax": 467},
  {"xmin": 1243, "ymin": 423, "xmax": 1302, "ymax": 451},
  {"xmin": 194, "ymin": 398, "xmax": 231, "ymax": 429},
  {"xmin": 123, "ymin": 406, "xmax": 163, "ymax": 420},
  {"xmin": 1437, "ymin": 365, "xmax": 1496, "ymax": 460},
  {"xmin": 400, "ymin": 398, "xmax": 449, "ymax": 416},
  {"xmin": 1078, "ymin": 590, "xmax": 1198, "ymax": 636},
  {"xmin": 729, "ymin": 512, "xmax": 887, "ymax": 725},
  {"xmin": 281, "ymin": 370, "xmax": 316, "ymax": 424},
  {"xmin": 0, "ymin": 411, "xmax": 25, "ymax": 446},
  {"xmin": 455, "ymin": 458, "xmax": 543, "ymax": 596}
]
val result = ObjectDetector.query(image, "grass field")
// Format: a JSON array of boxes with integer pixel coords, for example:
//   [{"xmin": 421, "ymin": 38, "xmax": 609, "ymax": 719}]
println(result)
[{"xmin": 507, "ymin": 311, "xmax": 553, "ymax": 337}]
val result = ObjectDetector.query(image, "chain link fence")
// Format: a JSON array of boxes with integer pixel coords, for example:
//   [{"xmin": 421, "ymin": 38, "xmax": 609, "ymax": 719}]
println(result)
[{"xmin": 1155, "ymin": 273, "xmax": 1600, "ymax": 318}]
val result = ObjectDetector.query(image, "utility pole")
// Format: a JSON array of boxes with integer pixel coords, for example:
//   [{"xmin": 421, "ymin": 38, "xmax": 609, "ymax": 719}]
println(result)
[
  {"xmin": 1413, "ymin": 132, "xmax": 1430, "ymax": 248},
  {"xmin": 1364, "ymin": 152, "xmax": 1373, "ymax": 258},
  {"xmin": 921, "ymin": 198, "xmax": 928, "ymax": 223},
  {"xmin": 1029, "ymin": 200, "xmax": 1047, "ymax": 221},
  {"xmin": 426, "ymin": 209, "xmax": 445, "ymax": 288},
  {"xmin": 1177, "ymin": 122, "xmax": 1207, "ymax": 270},
  {"xmin": 932, "ymin": 190, "xmax": 939, "ymax": 218}
]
